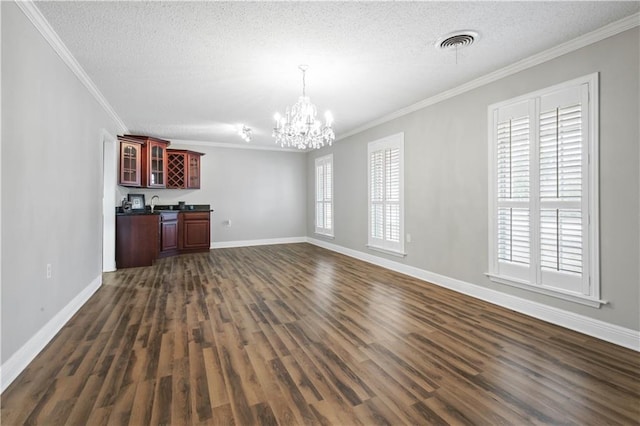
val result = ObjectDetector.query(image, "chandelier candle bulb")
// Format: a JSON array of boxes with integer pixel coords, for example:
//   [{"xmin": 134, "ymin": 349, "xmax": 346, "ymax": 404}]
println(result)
[
  {"xmin": 272, "ymin": 65, "xmax": 335, "ymax": 150},
  {"xmin": 325, "ymin": 111, "xmax": 333, "ymax": 126}
]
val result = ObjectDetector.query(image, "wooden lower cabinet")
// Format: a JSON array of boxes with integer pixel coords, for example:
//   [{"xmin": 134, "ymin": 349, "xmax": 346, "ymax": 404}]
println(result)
[
  {"xmin": 179, "ymin": 211, "xmax": 211, "ymax": 252},
  {"xmin": 116, "ymin": 210, "xmax": 211, "ymax": 268},
  {"xmin": 159, "ymin": 212, "xmax": 179, "ymax": 257},
  {"xmin": 116, "ymin": 214, "xmax": 159, "ymax": 268}
]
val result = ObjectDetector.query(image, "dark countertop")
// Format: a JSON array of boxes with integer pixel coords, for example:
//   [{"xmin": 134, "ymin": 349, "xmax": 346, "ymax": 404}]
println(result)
[{"xmin": 116, "ymin": 204, "xmax": 213, "ymax": 216}]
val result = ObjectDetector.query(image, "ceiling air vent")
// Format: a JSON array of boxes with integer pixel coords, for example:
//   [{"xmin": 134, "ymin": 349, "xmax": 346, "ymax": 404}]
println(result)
[{"xmin": 436, "ymin": 31, "xmax": 479, "ymax": 50}]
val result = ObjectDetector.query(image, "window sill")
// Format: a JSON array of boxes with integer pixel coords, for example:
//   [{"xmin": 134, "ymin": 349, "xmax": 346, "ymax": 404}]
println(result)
[
  {"xmin": 314, "ymin": 232, "xmax": 334, "ymax": 240},
  {"xmin": 485, "ymin": 273, "xmax": 607, "ymax": 308},
  {"xmin": 367, "ymin": 245, "xmax": 407, "ymax": 258}
]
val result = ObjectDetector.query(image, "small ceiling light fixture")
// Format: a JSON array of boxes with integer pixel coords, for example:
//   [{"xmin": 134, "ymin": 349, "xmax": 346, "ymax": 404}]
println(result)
[
  {"xmin": 237, "ymin": 125, "xmax": 252, "ymax": 142},
  {"xmin": 273, "ymin": 65, "xmax": 335, "ymax": 150}
]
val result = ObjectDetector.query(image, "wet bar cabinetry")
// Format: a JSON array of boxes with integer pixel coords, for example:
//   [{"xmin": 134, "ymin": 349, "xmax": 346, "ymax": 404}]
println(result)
[
  {"xmin": 119, "ymin": 139, "xmax": 143, "ymax": 186},
  {"xmin": 159, "ymin": 211, "xmax": 179, "ymax": 257},
  {"xmin": 167, "ymin": 150, "xmax": 204, "ymax": 189},
  {"xmin": 116, "ymin": 214, "xmax": 159, "ymax": 269},
  {"xmin": 118, "ymin": 135, "xmax": 170, "ymax": 188},
  {"xmin": 116, "ymin": 207, "xmax": 211, "ymax": 268},
  {"xmin": 179, "ymin": 211, "xmax": 211, "ymax": 252}
]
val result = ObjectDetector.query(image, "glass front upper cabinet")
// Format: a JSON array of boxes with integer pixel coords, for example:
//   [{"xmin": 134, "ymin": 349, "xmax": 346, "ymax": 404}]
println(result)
[
  {"xmin": 187, "ymin": 152, "xmax": 202, "ymax": 189},
  {"xmin": 118, "ymin": 139, "xmax": 143, "ymax": 187},
  {"xmin": 118, "ymin": 135, "xmax": 170, "ymax": 188},
  {"xmin": 147, "ymin": 140, "xmax": 167, "ymax": 188}
]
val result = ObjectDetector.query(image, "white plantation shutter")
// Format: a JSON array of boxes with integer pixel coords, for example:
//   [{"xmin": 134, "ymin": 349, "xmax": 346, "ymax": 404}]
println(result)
[
  {"xmin": 494, "ymin": 100, "xmax": 532, "ymax": 281},
  {"xmin": 385, "ymin": 148, "xmax": 401, "ymax": 243},
  {"xmin": 315, "ymin": 155, "xmax": 333, "ymax": 236},
  {"xmin": 370, "ymin": 150, "xmax": 384, "ymax": 240},
  {"xmin": 489, "ymin": 74, "xmax": 599, "ymax": 306},
  {"xmin": 496, "ymin": 113, "xmax": 531, "ymax": 263},
  {"xmin": 368, "ymin": 134, "xmax": 404, "ymax": 254},
  {"xmin": 538, "ymin": 85, "xmax": 588, "ymax": 293}
]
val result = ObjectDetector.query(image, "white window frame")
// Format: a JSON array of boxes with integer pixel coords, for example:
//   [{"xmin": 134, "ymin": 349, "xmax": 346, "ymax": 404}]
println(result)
[
  {"xmin": 315, "ymin": 154, "xmax": 334, "ymax": 237},
  {"xmin": 487, "ymin": 73, "xmax": 603, "ymax": 308},
  {"xmin": 367, "ymin": 133, "xmax": 405, "ymax": 256}
]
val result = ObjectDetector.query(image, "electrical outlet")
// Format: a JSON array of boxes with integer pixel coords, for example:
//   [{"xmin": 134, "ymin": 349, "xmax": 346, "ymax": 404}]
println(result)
[
  {"xmin": 406, "ymin": 233, "xmax": 412, "ymax": 243},
  {"xmin": 46, "ymin": 263, "xmax": 52, "ymax": 279}
]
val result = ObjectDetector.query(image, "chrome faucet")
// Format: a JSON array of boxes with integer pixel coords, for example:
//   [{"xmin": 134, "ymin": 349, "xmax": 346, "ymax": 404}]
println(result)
[{"xmin": 150, "ymin": 195, "xmax": 160, "ymax": 212}]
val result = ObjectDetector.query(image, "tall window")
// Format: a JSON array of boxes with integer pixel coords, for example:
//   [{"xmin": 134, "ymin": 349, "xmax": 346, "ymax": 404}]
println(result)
[
  {"xmin": 368, "ymin": 133, "xmax": 405, "ymax": 255},
  {"xmin": 315, "ymin": 154, "xmax": 333, "ymax": 236},
  {"xmin": 488, "ymin": 74, "xmax": 600, "ymax": 307}
]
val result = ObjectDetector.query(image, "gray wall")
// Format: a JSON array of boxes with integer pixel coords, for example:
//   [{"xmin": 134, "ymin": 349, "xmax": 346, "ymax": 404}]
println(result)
[
  {"xmin": 129, "ymin": 145, "xmax": 307, "ymax": 244},
  {"xmin": 307, "ymin": 27, "xmax": 640, "ymax": 331},
  {"xmin": 1, "ymin": 3, "xmax": 122, "ymax": 362}
]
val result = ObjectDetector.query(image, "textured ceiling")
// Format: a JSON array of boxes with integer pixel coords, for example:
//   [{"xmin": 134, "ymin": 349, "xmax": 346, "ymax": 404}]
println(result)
[{"xmin": 35, "ymin": 1, "xmax": 639, "ymax": 148}]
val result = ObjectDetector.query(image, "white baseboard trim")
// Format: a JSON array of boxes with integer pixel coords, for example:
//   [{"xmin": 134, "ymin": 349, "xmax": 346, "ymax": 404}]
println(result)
[
  {"xmin": 307, "ymin": 238, "xmax": 640, "ymax": 352},
  {"xmin": 211, "ymin": 236, "xmax": 307, "ymax": 249},
  {"xmin": 0, "ymin": 275, "xmax": 103, "ymax": 393}
]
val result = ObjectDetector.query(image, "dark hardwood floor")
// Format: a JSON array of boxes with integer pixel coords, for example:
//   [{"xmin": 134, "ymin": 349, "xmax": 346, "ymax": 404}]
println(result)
[{"xmin": 2, "ymin": 243, "xmax": 639, "ymax": 425}]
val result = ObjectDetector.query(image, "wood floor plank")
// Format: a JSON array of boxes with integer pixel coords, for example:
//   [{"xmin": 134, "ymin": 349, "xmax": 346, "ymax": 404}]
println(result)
[
  {"xmin": 210, "ymin": 403, "xmax": 236, "ymax": 426},
  {"xmin": 126, "ymin": 379, "xmax": 155, "ymax": 426},
  {"xmin": 2, "ymin": 244, "xmax": 638, "ymax": 426},
  {"xmin": 64, "ymin": 374, "xmax": 105, "ymax": 425},
  {"xmin": 353, "ymin": 396, "xmax": 407, "ymax": 426},
  {"xmin": 188, "ymin": 340, "xmax": 213, "ymax": 422},
  {"xmin": 171, "ymin": 356, "xmax": 193, "ymax": 425},
  {"xmin": 107, "ymin": 381, "xmax": 137, "ymax": 426},
  {"xmin": 279, "ymin": 354, "xmax": 324, "ymax": 404},
  {"xmin": 244, "ymin": 340, "xmax": 299, "ymax": 425},
  {"xmin": 202, "ymin": 347, "xmax": 229, "ymax": 408},
  {"xmin": 149, "ymin": 374, "xmax": 172, "ymax": 426},
  {"xmin": 215, "ymin": 323, "xmax": 258, "ymax": 426}
]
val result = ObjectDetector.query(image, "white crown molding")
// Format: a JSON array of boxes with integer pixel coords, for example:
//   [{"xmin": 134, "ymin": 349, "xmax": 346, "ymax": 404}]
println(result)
[
  {"xmin": 338, "ymin": 12, "xmax": 640, "ymax": 141},
  {"xmin": 211, "ymin": 237, "xmax": 307, "ymax": 249},
  {"xmin": 306, "ymin": 237, "xmax": 640, "ymax": 352},
  {"xmin": 15, "ymin": 0, "xmax": 128, "ymax": 134},
  {"xmin": 170, "ymin": 139, "xmax": 305, "ymax": 153},
  {"xmin": 0, "ymin": 275, "xmax": 103, "ymax": 393}
]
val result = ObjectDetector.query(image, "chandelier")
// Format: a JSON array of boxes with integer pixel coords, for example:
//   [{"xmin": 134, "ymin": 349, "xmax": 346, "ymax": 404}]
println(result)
[
  {"xmin": 237, "ymin": 125, "xmax": 252, "ymax": 142},
  {"xmin": 273, "ymin": 65, "xmax": 335, "ymax": 150}
]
